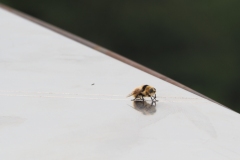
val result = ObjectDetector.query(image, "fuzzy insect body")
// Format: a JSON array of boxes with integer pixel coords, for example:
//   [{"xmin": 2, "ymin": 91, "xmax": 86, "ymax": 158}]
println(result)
[{"xmin": 127, "ymin": 85, "xmax": 157, "ymax": 101}]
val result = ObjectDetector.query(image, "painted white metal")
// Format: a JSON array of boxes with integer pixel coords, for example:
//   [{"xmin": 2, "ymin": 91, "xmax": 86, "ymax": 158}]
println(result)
[{"xmin": 0, "ymin": 8, "xmax": 240, "ymax": 160}]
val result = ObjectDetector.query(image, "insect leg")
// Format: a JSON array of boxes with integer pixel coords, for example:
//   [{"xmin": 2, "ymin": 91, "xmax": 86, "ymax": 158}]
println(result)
[
  {"xmin": 154, "ymin": 94, "xmax": 157, "ymax": 100},
  {"xmin": 150, "ymin": 96, "xmax": 154, "ymax": 101},
  {"xmin": 131, "ymin": 97, "xmax": 139, "ymax": 101},
  {"xmin": 131, "ymin": 95, "xmax": 141, "ymax": 101}
]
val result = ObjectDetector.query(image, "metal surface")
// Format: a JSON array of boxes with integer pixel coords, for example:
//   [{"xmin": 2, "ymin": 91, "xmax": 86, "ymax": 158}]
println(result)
[
  {"xmin": 1, "ymin": 6, "xmax": 240, "ymax": 160},
  {"xmin": 0, "ymin": 3, "xmax": 224, "ymax": 107}
]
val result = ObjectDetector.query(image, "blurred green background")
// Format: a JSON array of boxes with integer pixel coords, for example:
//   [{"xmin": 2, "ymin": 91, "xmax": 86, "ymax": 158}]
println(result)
[{"xmin": 1, "ymin": 0, "xmax": 240, "ymax": 113}]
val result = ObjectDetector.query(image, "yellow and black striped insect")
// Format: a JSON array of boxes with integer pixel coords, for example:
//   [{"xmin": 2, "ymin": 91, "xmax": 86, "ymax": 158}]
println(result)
[{"xmin": 127, "ymin": 85, "xmax": 157, "ymax": 102}]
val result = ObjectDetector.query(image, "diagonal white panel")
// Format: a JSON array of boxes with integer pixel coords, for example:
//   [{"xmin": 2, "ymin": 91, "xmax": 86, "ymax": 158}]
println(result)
[{"xmin": 0, "ymin": 7, "xmax": 240, "ymax": 160}]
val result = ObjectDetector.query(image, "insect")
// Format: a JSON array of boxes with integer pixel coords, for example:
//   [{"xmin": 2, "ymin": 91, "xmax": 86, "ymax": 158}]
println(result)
[{"xmin": 127, "ymin": 85, "xmax": 157, "ymax": 102}]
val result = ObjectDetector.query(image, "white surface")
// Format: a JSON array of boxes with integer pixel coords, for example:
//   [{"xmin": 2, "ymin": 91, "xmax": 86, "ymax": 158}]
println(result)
[{"xmin": 0, "ymin": 8, "xmax": 240, "ymax": 160}]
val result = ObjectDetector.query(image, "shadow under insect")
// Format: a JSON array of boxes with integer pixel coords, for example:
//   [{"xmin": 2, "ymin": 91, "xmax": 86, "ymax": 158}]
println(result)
[{"xmin": 132, "ymin": 101, "xmax": 157, "ymax": 115}]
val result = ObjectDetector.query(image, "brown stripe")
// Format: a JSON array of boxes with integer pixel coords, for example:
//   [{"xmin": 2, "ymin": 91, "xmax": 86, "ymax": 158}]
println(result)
[
  {"xmin": 142, "ymin": 85, "xmax": 148, "ymax": 92},
  {"xmin": 0, "ymin": 3, "xmax": 229, "ymax": 109}
]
